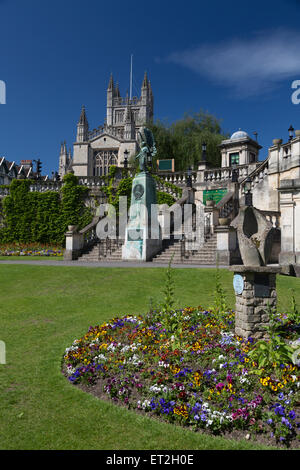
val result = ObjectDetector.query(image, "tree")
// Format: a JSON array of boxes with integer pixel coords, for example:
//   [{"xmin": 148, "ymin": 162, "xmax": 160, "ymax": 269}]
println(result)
[{"xmin": 148, "ymin": 110, "xmax": 229, "ymax": 171}]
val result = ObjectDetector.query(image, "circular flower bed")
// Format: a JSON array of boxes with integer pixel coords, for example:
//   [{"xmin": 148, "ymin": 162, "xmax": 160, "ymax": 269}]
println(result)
[{"xmin": 62, "ymin": 307, "xmax": 300, "ymax": 447}]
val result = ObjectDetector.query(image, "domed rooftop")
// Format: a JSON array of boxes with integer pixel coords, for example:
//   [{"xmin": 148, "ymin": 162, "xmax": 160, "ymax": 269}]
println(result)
[{"xmin": 230, "ymin": 129, "xmax": 249, "ymax": 140}]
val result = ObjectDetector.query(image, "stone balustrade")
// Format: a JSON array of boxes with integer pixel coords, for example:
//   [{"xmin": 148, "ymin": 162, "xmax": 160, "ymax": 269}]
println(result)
[
  {"xmin": 29, "ymin": 181, "xmax": 63, "ymax": 192},
  {"xmin": 157, "ymin": 171, "xmax": 197, "ymax": 187},
  {"xmin": 0, "ymin": 187, "xmax": 10, "ymax": 197},
  {"xmin": 77, "ymin": 176, "xmax": 108, "ymax": 187},
  {"xmin": 204, "ymin": 165, "xmax": 249, "ymax": 183},
  {"xmin": 260, "ymin": 210, "xmax": 280, "ymax": 228},
  {"xmin": 240, "ymin": 159, "xmax": 269, "ymax": 193}
]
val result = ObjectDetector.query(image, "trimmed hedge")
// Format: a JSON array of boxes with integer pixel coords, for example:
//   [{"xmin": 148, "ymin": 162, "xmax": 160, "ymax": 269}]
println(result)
[{"xmin": 0, "ymin": 174, "xmax": 93, "ymax": 246}]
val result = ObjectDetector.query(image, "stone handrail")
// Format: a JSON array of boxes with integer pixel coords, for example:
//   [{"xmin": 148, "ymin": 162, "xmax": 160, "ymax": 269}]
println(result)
[
  {"xmin": 77, "ymin": 176, "xmax": 108, "ymax": 187},
  {"xmin": 260, "ymin": 210, "xmax": 281, "ymax": 228},
  {"xmin": 204, "ymin": 165, "xmax": 250, "ymax": 183},
  {"xmin": 0, "ymin": 187, "xmax": 10, "ymax": 197},
  {"xmin": 29, "ymin": 181, "xmax": 63, "ymax": 192},
  {"xmin": 156, "ymin": 171, "xmax": 197, "ymax": 188},
  {"xmin": 79, "ymin": 216, "xmax": 100, "ymax": 235},
  {"xmin": 79, "ymin": 216, "xmax": 101, "ymax": 251},
  {"xmin": 216, "ymin": 191, "xmax": 237, "ymax": 219},
  {"xmin": 240, "ymin": 157, "xmax": 269, "ymax": 192}
]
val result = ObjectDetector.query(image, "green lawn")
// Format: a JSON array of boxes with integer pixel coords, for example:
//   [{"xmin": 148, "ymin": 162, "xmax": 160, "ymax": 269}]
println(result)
[{"xmin": 0, "ymin": 264, "xmax": 299, "ymax": 450}]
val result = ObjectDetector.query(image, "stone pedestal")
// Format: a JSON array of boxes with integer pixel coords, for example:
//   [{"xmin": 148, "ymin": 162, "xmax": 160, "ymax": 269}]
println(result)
[
  {"xmin": 229, "ymin": 266, "xmax": 281, "ymax": 339},
  {"xmin": 64, "ymin": 226, "xmax": 84, "ymax": 260},
  {"xmin": 215, "ymin": 226, "xmax": 239, "ymax": 265},
  {"xmin": 122, "ymin": 171, "xmax": 162, "ymax": 261}
]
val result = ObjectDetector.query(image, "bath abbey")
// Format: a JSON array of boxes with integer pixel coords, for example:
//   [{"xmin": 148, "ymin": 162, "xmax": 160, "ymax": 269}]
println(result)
[{"xmin": 58, "ymin": 72, "xmax": 153, "ymax": 178}]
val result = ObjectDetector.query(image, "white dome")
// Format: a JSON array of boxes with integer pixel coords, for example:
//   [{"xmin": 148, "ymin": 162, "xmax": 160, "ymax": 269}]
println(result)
[{"xmin": 230, "ymin": 129, "xmax": 249, "ymax": 140}]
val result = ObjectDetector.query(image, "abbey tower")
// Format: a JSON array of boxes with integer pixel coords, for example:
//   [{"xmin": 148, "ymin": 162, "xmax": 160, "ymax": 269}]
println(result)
[{"xmin": 59, "ymin": 72, "xmax": 153, "ymax": 178}]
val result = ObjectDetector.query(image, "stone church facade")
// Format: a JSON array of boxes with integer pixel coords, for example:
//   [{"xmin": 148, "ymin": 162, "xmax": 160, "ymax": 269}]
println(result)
[{"xmin": 58, "ymin": 72, "xmax": 153, "ymax": 178}]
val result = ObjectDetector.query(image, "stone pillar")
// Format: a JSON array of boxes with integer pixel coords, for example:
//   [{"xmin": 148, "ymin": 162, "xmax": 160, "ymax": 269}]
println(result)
[
  {"xmin": 229, "ymin": 266, "xmax": 281, "ymax": 339},
  {"xmin": 215, "ymin": 226, "xmax": 238, "ymax": 265},
  {"xmin": 196, "ymin": 162, "xmax": 207, "ymax": 183},
  {"xmin": 64, "ymin": 226, "xmax": 84, "ymax": 260},
  {"xmin": 122, "ymin": 171, "xmax": 162, "ymax": 261}
]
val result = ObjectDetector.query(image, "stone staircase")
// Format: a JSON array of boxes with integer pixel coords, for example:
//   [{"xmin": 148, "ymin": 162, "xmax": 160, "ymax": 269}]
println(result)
[
  {"xmin": 78, "ymin": 234, "xmax": 218, "ymax": 264},
  {"xmin": 79, "ymin": 239, "xmax": 124, "ymax": 262},
  {"xmin": 152, "ymin": 234, "xmax": 217, "ymax": 265}
]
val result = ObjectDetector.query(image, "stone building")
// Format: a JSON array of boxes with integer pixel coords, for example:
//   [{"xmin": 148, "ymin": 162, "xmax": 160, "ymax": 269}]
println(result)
[
  {"xmin": 59, "ymin": 72, "xmax": 154, "ymax": 178},
  {"xmin": 0, "ymin": 158, "xmax": 47, "ymax": 183}
]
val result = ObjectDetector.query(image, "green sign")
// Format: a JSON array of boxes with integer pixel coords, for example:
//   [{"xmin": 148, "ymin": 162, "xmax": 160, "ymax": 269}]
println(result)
[
  {"xmin": 157, "ymin": 159, "xmax": 174, "ymax": 171},
  {"xmin": 203, "ymin": 189, "xmax": 227, "ymax": 205}
]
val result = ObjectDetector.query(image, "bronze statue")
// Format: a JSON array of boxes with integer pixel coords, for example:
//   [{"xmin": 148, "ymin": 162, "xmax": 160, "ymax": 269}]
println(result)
[{"xmin": 135, "ymin": 127, "xmax": 157, "ymax": 172}]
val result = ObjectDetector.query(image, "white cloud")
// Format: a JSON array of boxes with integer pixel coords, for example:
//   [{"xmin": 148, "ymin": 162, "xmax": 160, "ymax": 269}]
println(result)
[{"xmin": 166, "ymin": 29, "xmax": 300, "ymax": 97}]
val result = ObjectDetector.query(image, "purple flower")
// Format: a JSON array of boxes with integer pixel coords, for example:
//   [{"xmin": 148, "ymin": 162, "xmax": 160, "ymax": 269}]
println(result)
[
  {"xmin": 289, "ymin": 410, "xmax": 296, "ymax": 420},
  {"xmin": 274, "ymin": 405, "xmax": 285, "ymax": 416},
  {"xmin": 282, "ymin": 417, "xmax": 292, "ymax": 430}
]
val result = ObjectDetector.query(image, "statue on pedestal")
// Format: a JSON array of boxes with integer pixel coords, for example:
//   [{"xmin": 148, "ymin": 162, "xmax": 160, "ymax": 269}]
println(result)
[
  {"xmin": 122, "ymin": 127, "xmax": 161, "ymax": 261},
  {"xmin": 135, "ymin": 127, "xmax": 157, "ymax": 173}
]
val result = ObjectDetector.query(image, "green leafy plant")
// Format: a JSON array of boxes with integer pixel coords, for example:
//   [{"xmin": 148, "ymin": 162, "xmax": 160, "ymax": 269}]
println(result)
[
  {"xmin": 248, "ymin": 306, "xmax": 294, "ymax": 373},
  {"xmin": 0, "ymin": 175, "xmax": 93, "ymax": 246},
  {"xmin": 159, "ymin": 256, "xmax": 184, "ymax": 350},
  {"xmin": 211, "ymin": 263, "xmax": 229, "ymax": 318},
  {"xmin": 288, "ymin": 289, "xmax": 300, "ymax": 324}
]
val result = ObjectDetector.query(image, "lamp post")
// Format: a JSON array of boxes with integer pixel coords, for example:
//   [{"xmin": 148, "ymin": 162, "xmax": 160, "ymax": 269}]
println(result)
[
  {"xmin": 231, "ymin": 164, "xmax": 239, "ymax": 216},
  {"xmin": 123, "ymin": 149, "xmax": 129, "ymax": 169},
  {"xmin": 244, "ymin": 176, "xmax": 252, "ymax": 206},
  {"xmin": 202, "ymin": 142, "xmax": 207, "ymax": 162},
  {"xmin": 231, "ymin": 164, "xmax": 239, "ymax": 183},
  {"xmin": 186, "ymin": 166, "xmax": 193, "ymax": 188},
  {"xmin": 288, "ymin": 125, "xmax": 294, "ymax": 141}
]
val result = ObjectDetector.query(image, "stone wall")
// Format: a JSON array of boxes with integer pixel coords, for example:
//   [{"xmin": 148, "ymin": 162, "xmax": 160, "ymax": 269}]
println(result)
[{"xmin": 231, "ymin": 267, "xmax": 280, "ymax": 339}]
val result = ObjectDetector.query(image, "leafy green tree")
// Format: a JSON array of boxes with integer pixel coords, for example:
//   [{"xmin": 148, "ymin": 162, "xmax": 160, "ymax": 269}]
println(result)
[{"xmin": 149, "ymin": 110, "xmax": 228, "ymax": 171}]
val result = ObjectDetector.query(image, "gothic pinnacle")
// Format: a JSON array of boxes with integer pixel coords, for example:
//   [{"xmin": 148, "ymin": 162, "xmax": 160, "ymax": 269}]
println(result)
[
  {"xmin": 108, "ymin": 73, "xmax": 114, "ymax": 90},
  {"xmin": 79, "ymin": 105, "xmax": 88, "ymax": 125},
  {"xmin": 142, "ymin": 71, "xmax": 148, "ymax": 88}
]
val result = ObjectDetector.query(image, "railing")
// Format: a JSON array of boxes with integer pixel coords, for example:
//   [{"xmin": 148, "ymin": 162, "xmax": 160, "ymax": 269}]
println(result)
[
  {"xmin": 99, "ymin": 237, "xmax": 124, "ymax": 257},
  {"xmin": 216, "ymin": 191, "xmax": 237, "ymax": 219},
  {"xmin": 112, "ymin": 96, "xmax": 141, "ymax": 107},
  {"xmin": 204, "ymin": 164, "xmax": 251, "ymax": 183},
  {"xmin": 240, "ymin": 157, "xmax": 269, "ymax": 193},
  {"xmin": 156, "ymin": 171, "xmax": 197, "ymax": 187},
  {"xmin": 0, "ymin": 187, "xmax": 10, "ymax": 197},
  {"xmin": 88, "ymin": 124, "xmax": 125, "ymax": 141},
  {"xmin": 29, "ymin": 181, "xmax": 63, "ymax": 192},
  {"xmin": 260, "ymin": 210, "xmax": 280, "ymax": 228},
  {"xmin": 77, "ymin": 176, "xmax": 108, "ymax": 188},
  {"xmin": 79, "ymin": 216, "xmax": 100, "ymax": 249}
]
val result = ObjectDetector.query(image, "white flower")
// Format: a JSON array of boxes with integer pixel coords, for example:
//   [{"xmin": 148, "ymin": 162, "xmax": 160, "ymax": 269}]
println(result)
[{"xmin": 66, "ymin": 365, "xmax": 76, "ymax": 375}]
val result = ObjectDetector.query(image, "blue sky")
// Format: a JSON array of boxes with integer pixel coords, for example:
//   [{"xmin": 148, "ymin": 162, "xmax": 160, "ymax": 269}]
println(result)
[{"xmin": 1, "ymin": 0, "xmax": 300, "ymax": 175}]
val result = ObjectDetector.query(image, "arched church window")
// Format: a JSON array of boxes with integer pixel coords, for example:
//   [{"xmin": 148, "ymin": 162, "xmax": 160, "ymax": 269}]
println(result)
[{"xmin": 94, "ymin": 150, "xmax": 118, "ymax": 176}]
